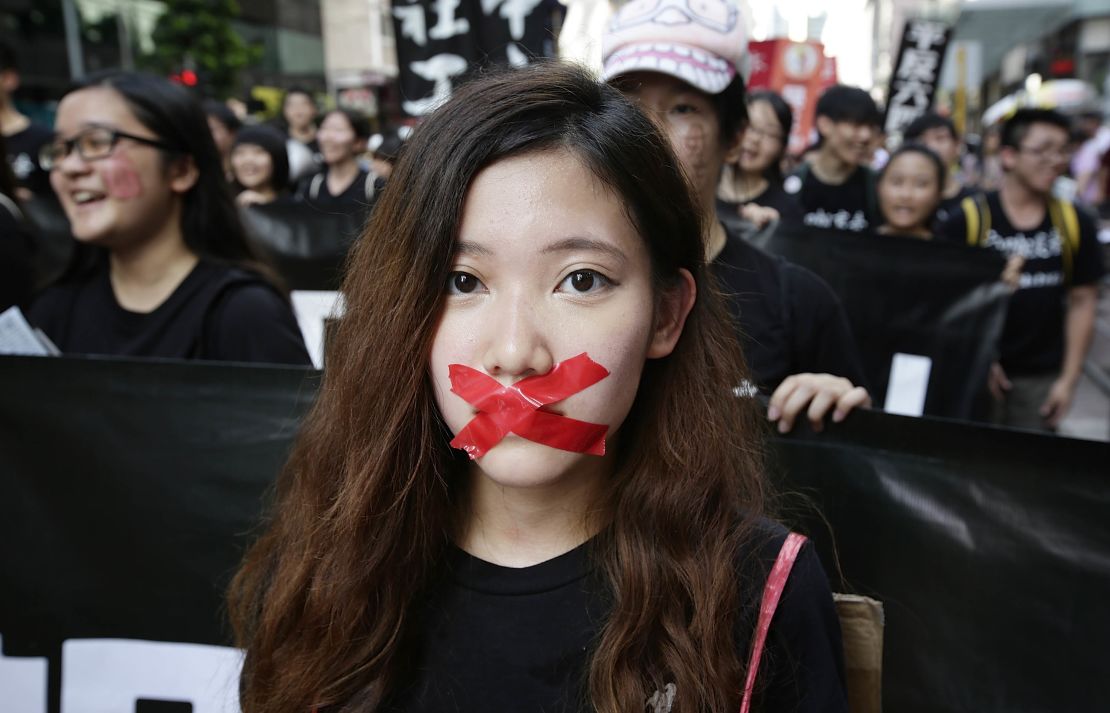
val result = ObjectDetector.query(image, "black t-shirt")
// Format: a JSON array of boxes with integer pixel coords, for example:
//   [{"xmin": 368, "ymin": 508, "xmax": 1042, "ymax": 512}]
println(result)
[
  {"xmin": 788, "ymin": 166, "xmax": 877, "ymax": 233},
  {"xmin": 936, "ymin": 191, "xmax": 1105, "ymax": 374},
  {"xmin": 28, "ymin": 260, "xmax": 312, "ymax": 365},
  {"xmin": 0, "ymin": 194, "xmax": 34, "ymax": 310},
  {"xmin": 295, "ymin": 167, "xmax": 380, "ymax": 219},
  {"xmin": 381, "ymin": 521, "xmax": 847, "ymax": 713},
  {"xmin": 5, "ymin": 122, "xmax": 54, "ymax": 196},
  {"xmin": 711, "ymin": 224, "xmax": 868, "ymax": 391},
  {"xmin": 717, "ymin": 180, "xmax": 805, "ymax": 227}
]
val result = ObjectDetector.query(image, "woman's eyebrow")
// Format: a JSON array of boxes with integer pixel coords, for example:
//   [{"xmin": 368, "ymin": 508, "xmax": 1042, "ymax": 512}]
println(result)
[
  {"xmin": 540, "ymin": 237, "xmax": 628, "ymax": 265},
  {"xmin": 455, "ymin": 240, "xmax": 494, "ymax": 257}
]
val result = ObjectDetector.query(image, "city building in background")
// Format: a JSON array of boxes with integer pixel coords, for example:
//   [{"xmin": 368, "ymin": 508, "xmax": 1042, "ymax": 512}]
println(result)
[{"xmin": 0, "ymin": 0, "xmax": 326, "ymax": 119}]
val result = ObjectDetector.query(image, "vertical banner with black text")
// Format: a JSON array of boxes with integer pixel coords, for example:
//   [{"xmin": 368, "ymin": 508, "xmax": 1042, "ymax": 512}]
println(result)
[
  {"xmin": 883, "ymin": 19, "xmax": 951, "ymax": 136},
  {"xmin": 390, "ymin": 0, "xmax": 560, "ymax": 117}
]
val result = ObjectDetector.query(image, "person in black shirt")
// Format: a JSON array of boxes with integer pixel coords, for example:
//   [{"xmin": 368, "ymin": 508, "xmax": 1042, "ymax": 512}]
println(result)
[
  {"xmin": 786, "ymin": 85, "xmax": 881, "ymax": 234},
  {"xmin": 28, "ymin": 71, "xmax": 310, "ymax": 366},
  {"xmin": 937, "ymin": 109, "xmax": 1104, "ymax": 430},
  {"xmin": 295, "ymin": 109, "xmax": 382, "ymax": 220},
  {"xmin": 230, "ymin": 63, "xmax": 846, "ymax": 713},
  {"xmin": 0, "ymin": 40, "xmax": 53, "ymax": 201},
  {"xmin": 875, "ymin": 143, "xmax": 945, "ymax": 240},
  {"xmin": 604, "ymin": 15, "xmax": 870, "ymax": 433},
  {"xmin": 903, "ymin": 112, "xmax": 977, "ymax": 227},
  {"xmin": 281, "ymin": 87, "xmax": 321, "ymax": 183},
  {"xmin": 717, "ymin": 91, "xmax": 803, "ymax": 229}
]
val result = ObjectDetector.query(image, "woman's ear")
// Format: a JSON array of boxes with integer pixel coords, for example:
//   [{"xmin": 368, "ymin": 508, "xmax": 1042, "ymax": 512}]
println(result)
[
  {"xmin": 647, "ymin": 268, "xmax": 697, "ymax": 359},
  {"xmin": 167, "ymin": 154, "xmax": 200, "ymax": 194}
]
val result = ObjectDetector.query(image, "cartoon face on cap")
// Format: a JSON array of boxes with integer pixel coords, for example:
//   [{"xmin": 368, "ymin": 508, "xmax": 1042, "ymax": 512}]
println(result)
[
  {"xmin": 601, "ymin": 0, "xmax": 747, "ymax": 96},
  {"xmin": 609, "ymin": 0, "xmax": 737, "ymax": 35}
]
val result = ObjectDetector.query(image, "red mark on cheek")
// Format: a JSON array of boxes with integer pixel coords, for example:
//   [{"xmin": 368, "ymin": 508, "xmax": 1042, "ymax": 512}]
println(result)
[
  {"xmin": 100, "ymin": 156, "xmax": 144, "ymax": 199},
  {"xmin": 447, "ymin": 353, "xmax": 610, "ymax": 460}
]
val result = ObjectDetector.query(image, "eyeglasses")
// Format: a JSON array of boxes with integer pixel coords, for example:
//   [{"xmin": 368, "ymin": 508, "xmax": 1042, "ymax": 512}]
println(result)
[
  {"xmin": 40, "ymin": 126, "xmax": 179, "ymax": 170},
  {"xmin": 1017, "ymin": 144, "xmax": 1069, "ymax": 163}
]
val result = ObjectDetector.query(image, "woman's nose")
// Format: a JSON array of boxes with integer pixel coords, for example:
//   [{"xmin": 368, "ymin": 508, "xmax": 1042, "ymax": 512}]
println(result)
[{"xmin": 480, "ymin": 292, "xmax": 554, "ymax": 380}]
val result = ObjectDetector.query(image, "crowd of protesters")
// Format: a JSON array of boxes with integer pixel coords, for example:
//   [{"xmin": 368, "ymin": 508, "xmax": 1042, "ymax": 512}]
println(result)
[
  {"xmin": 1, "ymin": 2, "xmax": 1109, "ymax": 710},
  {"xmin": 2, "ymin": 19, "xmax": 1107, "ymax": 437}
]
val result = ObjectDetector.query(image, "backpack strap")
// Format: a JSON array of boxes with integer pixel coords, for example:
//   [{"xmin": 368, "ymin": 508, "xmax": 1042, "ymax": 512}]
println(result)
[
  {"xmin": 864, "ymin": 167, "xmax": 879, "ymax": 228},
  {"xmin": 961, "ymin": 194, "xmax": 991, "ymax": 247},
  {"xmin": 1047, "ymin": 197, "xmax": 1079, "ymax": 285},
  {"xmin": 308, "ymin": 173, "xmax": 325, "ymax": 201},
  {"xmin": 739, "ymin": 532, "xmax": 808, "ymax": 713},
  {"xmin": 961, "ymin": 196, "xmax": 980, "ymax": 247}
]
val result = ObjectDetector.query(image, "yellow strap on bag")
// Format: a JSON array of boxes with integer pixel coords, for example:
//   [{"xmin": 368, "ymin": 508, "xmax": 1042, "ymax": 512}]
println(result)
[{"xmin": 1048, "ymin": 197, "xmax": 1079, "ymax": 285}]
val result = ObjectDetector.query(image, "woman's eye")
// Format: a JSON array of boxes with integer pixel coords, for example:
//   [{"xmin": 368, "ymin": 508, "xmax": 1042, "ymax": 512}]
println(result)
[
  {"xmin": 447, "ymin": 271, "xmax": 484, "ymax": 295},
  {"xmin": 673, "ymin": 103, "xmax": 698, "ymax": 115},
  {"xmin": 559, "ymin": 270, "xmax": 610, "ymax": 294}
]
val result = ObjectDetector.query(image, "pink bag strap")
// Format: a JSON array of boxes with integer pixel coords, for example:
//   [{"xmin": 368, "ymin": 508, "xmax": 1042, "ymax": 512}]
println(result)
[{"xmin": 739, "ymin": 532, "xmax": 808, "ymax": 713}]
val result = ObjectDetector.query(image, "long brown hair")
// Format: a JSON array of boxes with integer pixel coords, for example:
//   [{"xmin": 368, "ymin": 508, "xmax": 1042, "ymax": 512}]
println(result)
[{"xmin": 229, "ymin": 61, "xmax": 768, "ymax": 713}]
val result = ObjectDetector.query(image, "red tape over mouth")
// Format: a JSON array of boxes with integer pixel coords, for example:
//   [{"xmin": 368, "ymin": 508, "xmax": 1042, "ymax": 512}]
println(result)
[{"xmin": 448, "ymin": 353, "xmax": 610, "ymax": 460}]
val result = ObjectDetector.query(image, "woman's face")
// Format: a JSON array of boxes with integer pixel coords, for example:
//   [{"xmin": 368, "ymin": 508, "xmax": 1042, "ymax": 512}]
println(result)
[
  {"xmin": 429, "ymin": 149, "xmax": 693, "ymax": 490},
  {"xmin": 878, "ymin": 151, "xmax": 941, "ymax": 234},
  {"xmin": 318, "ymin": 112, "xmax": 360, "ymax": 165},
  {"xmin": 739, "ymin": 100, "xmax": 784, "ymax": 176},
  {"xmin": 49, "ymin": 86, "xmax": 193, "ymax": 248},
  {"xmin": 231, "ymin": 144, "xmax": 275, "ymax": 191},
  {"xmin": 283, "ymin": 92, "xmax": 316, "ymax": 131}
]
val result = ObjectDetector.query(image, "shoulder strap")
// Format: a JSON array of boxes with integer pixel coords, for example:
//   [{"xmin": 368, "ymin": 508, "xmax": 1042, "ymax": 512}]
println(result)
[
  {"xmin": 739, "ymin": 532, "xmax": 808, "ymax": 713},
  {"xmin": 960, "ymin": 196, "xmax": 979, "ymax": 246},
  {"xmin": 864, "ymin": 167, "xmax": 879, "ymax": 227},
  {"xmin": 309, "ymin": 173, "xmax": 325, "ymax": 201},
  {"xmin": 196, "ymin": 270, "xmax": 270, "ymax": 359},
  {"xmin": 1047, "ymin": 197, "xmax": 1079, "ymax": 285}
]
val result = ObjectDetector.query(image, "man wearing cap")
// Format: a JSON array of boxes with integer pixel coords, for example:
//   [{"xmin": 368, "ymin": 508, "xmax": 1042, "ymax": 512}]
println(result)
[{"xmin": 603, "ymin": 0, "xmax": 870, "ymax": 438}]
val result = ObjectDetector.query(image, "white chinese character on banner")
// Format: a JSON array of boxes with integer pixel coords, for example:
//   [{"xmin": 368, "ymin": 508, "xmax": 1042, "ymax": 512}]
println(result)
[
  {"xmin": 891, "ymin": 78, "xmax": 932, "ymax": 110},
  {"xmin": 906, "ymin": 21, "xmax": 947, "ymax": 50},
  {"xmin": 507, "ymin": 42, "xmax": 529, "ymax": 67},
  {"xmin": 897, "ymin": 48, "xmax": 938, "ymax": 83},
  {"xmin": 403, "ymin": 53, "xmax": 469, "ymax": 116},
  {"xmin": 481, "ymin": 0, "xmax": 544, "ymax": 40},
  {"xmin": 429, "ymin": 0, "xmax": 470, "ymax": 40},
  {"xmin": 393, "ymin": 4, "xmax": 428, "ymax": 46}
]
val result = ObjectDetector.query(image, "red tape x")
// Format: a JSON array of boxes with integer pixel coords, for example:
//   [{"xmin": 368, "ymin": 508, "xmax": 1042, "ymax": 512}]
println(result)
[{"xmin": 448, "ymin": 353, "xmax": 610, "ymax": 460}]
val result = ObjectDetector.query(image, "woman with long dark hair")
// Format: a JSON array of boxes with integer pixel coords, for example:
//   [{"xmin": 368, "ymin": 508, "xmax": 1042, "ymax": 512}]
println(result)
[
  {"xmin": 28, "ymin": 71, "xmax": 310, "ymax": 364},
  {"xmin": 229, "ymin": 63, "xmax": 844, "ymax": 713},
  {"xmin": 718, "ymin": 90, "xmax": 802, "ymax": 226}
]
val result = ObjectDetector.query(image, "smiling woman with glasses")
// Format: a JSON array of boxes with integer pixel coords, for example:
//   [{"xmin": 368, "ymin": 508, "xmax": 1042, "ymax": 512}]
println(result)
[
  {"xmin": 716, "ymin": 90, "xmax": 802, "ymax": 227},
  {"xmin": 26, "ymin": 71, "xmax": 310, "ymax": 365}
]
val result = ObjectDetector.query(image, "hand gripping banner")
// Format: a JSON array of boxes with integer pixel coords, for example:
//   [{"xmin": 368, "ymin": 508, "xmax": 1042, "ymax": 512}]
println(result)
[{"xmin": 448, "ymin": 353, "xmax": 610, "ymax": 459}]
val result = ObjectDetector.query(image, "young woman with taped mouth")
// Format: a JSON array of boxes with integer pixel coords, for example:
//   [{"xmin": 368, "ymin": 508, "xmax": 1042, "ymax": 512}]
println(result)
[
  {"xmin": 230, "ymin": 63, "xmax": 847, "ymax": 713},
  {"xmin": 27, "ymin": 72, "xmax": 310, "ymax": 365}
]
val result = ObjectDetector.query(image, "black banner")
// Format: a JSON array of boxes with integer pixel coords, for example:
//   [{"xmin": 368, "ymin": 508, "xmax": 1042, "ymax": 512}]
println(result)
[
  {"xmin": 1, "ymin": 356, "xmax": 1108, "ymax": 712},
  {"xmin": 390, "ymin": 0, "xmax": 560, "ymax": 116},
  {"xmin": 883, "ymin": 19, "xmax": 952, "ymax": 136},
  {"xmin": 760, "ymin": 225, "xmax": 1009, "ymax": 419}
]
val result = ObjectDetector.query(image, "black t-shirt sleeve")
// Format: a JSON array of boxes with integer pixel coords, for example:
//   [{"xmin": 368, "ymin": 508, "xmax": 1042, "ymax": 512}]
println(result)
[
  {"xmin": 760, "ymin": 540, "xmax": 850, "ymax": 713},
  {"xmin": 204, "ymin": 283, "xmax": 312, "ymax": 365},
  {"xmin": 783, "ymin": 262, "xmax": 869, "ymax": 389},
  {"xmin": 1072, "ymin": 206, "xmax": 1105, "ymax": 288}
]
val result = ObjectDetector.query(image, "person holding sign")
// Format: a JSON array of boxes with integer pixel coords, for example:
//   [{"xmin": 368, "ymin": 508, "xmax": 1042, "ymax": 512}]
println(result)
[
  {"xmin": 28, "ymin": 72, "xmax": 310, "ymax": 365},
  {"xmin": 229, "ymin": 63, "xmax": 847, "ymax": 713}
]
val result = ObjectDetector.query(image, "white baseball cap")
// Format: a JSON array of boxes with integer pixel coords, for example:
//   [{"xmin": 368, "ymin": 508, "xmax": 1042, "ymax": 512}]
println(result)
[{"xmin": 601, "ymin": 0, "xmax": 748, "ymax": 95}]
